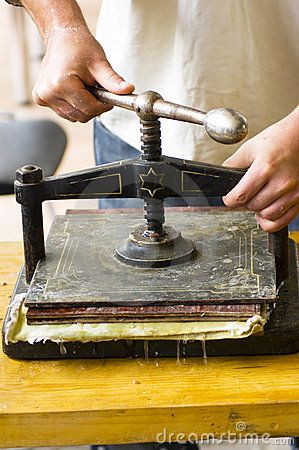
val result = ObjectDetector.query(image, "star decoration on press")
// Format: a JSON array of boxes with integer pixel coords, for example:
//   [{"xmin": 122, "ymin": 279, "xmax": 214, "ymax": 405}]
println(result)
[{"xmin": 139, "ymin": 167, "xmax": 165, "ymax": 197}]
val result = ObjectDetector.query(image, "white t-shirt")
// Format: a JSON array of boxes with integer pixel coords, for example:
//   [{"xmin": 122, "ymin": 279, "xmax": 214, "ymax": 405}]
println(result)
[{"xmin": 96, "ymin": 0, "xmax": 299, "ymax": 165}]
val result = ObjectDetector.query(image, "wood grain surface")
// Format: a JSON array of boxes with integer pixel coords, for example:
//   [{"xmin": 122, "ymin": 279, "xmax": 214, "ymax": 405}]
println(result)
[{"xmin": 0, "ymin": 236, "xmax": 298, "ymax": 446}]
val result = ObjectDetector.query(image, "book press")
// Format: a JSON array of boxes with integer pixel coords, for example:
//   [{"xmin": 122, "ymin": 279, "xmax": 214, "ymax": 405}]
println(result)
[{"xmin": 2, "ymin": 87, "xmax": 299, "ymax": 359}]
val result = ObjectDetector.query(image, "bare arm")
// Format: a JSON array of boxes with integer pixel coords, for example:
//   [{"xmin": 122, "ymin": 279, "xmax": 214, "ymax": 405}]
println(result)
[{"xmin": 15, "ymin": 0, "xmax": 134, "ymax": 122}]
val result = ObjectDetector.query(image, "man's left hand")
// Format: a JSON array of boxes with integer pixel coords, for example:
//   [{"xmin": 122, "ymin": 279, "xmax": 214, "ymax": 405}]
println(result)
[{"xmin": 222, "ymin": 107, "xmax": 299, "ymax": 232}]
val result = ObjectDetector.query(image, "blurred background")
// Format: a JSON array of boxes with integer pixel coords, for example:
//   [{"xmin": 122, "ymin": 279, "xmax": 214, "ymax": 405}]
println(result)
[{"xmin": 0, "ymin": 0, "xmax": 100, "ymax": 241}]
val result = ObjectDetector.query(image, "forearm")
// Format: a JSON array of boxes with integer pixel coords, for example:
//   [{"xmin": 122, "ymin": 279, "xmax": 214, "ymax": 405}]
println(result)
[{"xmin": 16, "ymin": 0, "xmax": 90, "ymax": 45}]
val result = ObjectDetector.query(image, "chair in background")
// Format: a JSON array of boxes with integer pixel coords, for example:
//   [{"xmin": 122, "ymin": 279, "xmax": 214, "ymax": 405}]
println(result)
[{"xmin": 0, "ymin": 115, "xmax": 67, "ymax": 195}]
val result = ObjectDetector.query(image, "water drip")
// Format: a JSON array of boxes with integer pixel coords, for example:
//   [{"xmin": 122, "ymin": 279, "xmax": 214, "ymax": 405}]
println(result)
[
  {"xmin": 201, "ymin": 339, "xmax": 208, "ymax": 366},
  {"xmin": 182, "ymin": 341, "xmax": 186, "ymax": 363},
  {"xmin": 59, "ymin": 342, "xmax": 67, "ymax": 356},
  {"xmin": 144, "ymin": 340, "xmax": 149, "ymax": 360},
  {"xmin": 154, "ymin": 350, "xmax": 159, "ymax": 367},
  {"xmin": 176, "ymin": 340, "xmax": 181, "ymax": 366}
]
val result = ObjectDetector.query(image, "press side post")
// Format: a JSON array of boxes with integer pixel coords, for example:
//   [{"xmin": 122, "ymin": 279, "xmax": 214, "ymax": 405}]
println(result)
[
  {"xmin": 268, "ymin": 226, "xmax": 289, "ymax": 288},
  {"xmin": 15, "ymin": 165, "xmax": 45, "ymax": 283}
]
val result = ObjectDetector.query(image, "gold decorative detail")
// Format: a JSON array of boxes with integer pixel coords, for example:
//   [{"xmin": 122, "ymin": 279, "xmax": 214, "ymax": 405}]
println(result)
[
  {"xmin": 139, "ymin": 168, "xmax": 164, "ymax": 197},
  {"xmin": 60, "ymin": 173, "xmax": 122, "ymax": 197},
  {"xmin": 181, "ymin": 170, "xmax": 219, "ymax": 192}
]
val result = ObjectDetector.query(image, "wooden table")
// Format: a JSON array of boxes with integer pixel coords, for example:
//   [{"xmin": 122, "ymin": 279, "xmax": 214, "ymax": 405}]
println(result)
[{"xmin": 0, "ymin": 239, "xmax": 299, "ymax": 447}]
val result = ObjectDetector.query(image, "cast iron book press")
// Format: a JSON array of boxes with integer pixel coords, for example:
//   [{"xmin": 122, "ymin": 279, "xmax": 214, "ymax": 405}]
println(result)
[{"xmin": 3, "ymin": 87, "xmax": 299, "ymax": 359}]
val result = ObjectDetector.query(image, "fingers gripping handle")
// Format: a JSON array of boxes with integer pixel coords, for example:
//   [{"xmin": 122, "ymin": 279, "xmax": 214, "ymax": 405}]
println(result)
[{"xmin": 88, "ymin": 85, "xmax": 248, "ymax": 144}]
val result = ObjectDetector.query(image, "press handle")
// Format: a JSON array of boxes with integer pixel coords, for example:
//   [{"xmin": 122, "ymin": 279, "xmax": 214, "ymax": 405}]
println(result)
[{"xmin": 88, "ymin": 85, "xmax": 248, "ymax": 145}]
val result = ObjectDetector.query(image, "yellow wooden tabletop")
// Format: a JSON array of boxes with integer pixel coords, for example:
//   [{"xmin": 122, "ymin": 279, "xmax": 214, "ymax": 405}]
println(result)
[{"xmin": 0, "ymin": 237, "xmax": 299, "ymax": 447}]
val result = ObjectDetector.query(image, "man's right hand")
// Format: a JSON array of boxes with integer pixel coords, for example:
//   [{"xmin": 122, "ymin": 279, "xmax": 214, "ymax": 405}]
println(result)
[
  {"xmin": 20, "ymin": 0, "xmax": 134, "ymax": 122},
  {"xmin": 32, "ymin": 27, "xmax": 134, "ymax": 122}
]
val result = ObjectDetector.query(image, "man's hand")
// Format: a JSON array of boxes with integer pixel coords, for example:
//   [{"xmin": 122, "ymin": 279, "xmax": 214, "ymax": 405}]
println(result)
[
  {"xmin": 222, "ymin": 107, "xmax": 299, "ymax": 232},
  {"xmin": 33, "ymin": 27, "xmax": 134, "ymax": 123},
  {"xmin": 21, "ymin": 0, "xmax": 134, "ymax": 122}
]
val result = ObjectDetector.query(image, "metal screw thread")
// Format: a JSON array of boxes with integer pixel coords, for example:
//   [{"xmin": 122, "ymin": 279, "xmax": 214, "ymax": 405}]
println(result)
[
  {"xmin": 140, "ymin": 119, "xmax": 162, "ymax": 161},
  {"xmin": 144, "ymin": 199, "xmax": 165, "ymax": 235}
]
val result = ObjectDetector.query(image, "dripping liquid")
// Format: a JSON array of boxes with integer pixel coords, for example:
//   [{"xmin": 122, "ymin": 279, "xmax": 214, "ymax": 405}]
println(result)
[
  {"xmin": 59, "ymin": 342, "xmax": 67, "ymax": 356},
  {"xmin": 176, "ymin": 340, "xmax": 180, "ymax": 366},
  {"xmin": 201, "ymin": 339, "xmax": 208, "ymax": 366},
  {"xmin": 144, "ymin": 340, "xmax": 149, "ymax": 360},
  {"xmin": 154, "ymin": 350, "xmax": 159, "ymax": 367}
]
